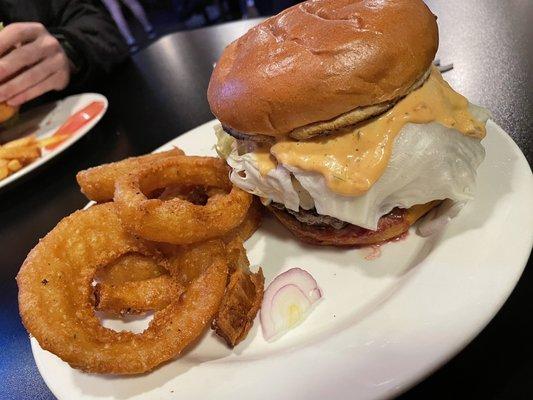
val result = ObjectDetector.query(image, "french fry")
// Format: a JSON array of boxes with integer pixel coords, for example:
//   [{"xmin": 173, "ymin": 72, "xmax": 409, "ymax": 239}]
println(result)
[
  {"xmin": 2, "ymin": 134, "xmax": 37, "ymax": 148},
  {"xmin": 7, "ymin": 159, "xmax": 22, "ymax": 172},
  {"xmin": 0, "ymin": 145, "xmax": 41, "ymax": 161},
  {"xmin": 0, "ymin": 133, "xmax": 45, "ymax": 183},
  {"xmin": 38, "ymin": 134, "xmax": 69, "ymax": 148},
  {"xmin": 0, "ymin": 165, "xmax": 9, "ymax": 180}
]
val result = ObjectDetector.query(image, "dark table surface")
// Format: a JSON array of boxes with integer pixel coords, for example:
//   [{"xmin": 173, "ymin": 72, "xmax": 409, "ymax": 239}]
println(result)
[{"xmin": 1, "ymin": 1, "xmax": 532, "ymax": 399}]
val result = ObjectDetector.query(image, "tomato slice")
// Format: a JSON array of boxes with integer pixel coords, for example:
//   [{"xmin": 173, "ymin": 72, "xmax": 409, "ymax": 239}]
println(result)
[{"xmin": 45, "ymin": 101, "xmax": 105, "ymax": 150}]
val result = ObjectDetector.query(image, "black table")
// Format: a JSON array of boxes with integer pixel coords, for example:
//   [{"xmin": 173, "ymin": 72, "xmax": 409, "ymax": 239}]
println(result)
[{"xmin": 1, "ymin": 1, "xmax": 531, "ymax": 399}]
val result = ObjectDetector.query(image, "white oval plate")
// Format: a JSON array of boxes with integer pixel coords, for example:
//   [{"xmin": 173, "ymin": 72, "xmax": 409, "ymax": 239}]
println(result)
[
  {"xmin": 31, "ymin": 119, "xmax": 533, "ymax": 400},
  {"xmin": 0, "ymin": 93, "xmax": 108, "ymax": 190}
]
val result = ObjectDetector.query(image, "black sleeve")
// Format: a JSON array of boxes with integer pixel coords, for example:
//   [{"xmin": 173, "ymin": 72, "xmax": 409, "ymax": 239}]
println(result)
[{"xmin": 47, "ymin": 0, "xmax": 129, "ymax": 90}]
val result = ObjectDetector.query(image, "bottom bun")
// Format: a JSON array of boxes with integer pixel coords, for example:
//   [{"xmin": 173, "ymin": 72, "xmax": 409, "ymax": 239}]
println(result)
[{"xmin": 268, "ymin": 201, "xmax": 440, "ymax": 247}]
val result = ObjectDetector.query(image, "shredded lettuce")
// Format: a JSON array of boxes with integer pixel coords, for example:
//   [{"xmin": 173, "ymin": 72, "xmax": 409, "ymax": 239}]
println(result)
[{"xmin": 214, "ymin": 124, "xmax": 235, "ymax": 160}]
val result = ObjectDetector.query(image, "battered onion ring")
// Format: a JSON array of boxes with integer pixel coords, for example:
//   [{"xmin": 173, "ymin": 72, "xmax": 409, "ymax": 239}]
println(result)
[
  {"xmin": 95, "ymin": 203, "xmax": 263, "ymax": 314},
  {"xmin": 95, "ymin": 241, "xmax": 229, "ymax": 315},
  {"xmin": 223, "ymin": 198, "xmax": 263, "ymax": 245},
  {"xmin": 114, "ymin": 156, "xmax": 252, "ymax": 244},
  {"xmin": 94, "ymin": 275, "xmax": 184, "ymax": 315},
  {"xmin": 161, "ymin": 240, "xmax": 228, "ymax": 285},
  {"xmin": 162, "ymin": 239, "xmax": 264, "ymax": 347},
  {"xmin": 17, "ymin": 204, "xmax": 228, "ymax": 374},
  {"xmin": 96, "ymin": 238, "xmax": 265, "ymax": 347},
  {"xmin": 94, "ymin": 253, "xmax": 177, "ymax": 315},
  {"xmin": 76, "ymin": 148, "xmax": 184, "ymax": 202},
  {"xmin": 212, "ymin": 267, "xmax": 264, "ymax": 347},
  {"xmin": 95, "ymin": 253, "xmax": 168, "ymax": 284}
]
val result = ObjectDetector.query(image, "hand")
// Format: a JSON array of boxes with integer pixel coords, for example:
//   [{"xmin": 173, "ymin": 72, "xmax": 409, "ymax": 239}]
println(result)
[{"xmin": 0, "ymin": 23, "xmax": 71, "ymax": 106}]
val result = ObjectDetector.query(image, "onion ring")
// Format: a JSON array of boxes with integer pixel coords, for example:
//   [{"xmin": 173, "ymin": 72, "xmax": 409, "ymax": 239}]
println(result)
[
  {"xmin": 94, "ymin": 275, "xmax": 184, "ymax": 315},
  {"xmin": 93, "ymin": 253, "xmax": 180, "ymax": 315},
  {"xmin": 163, "ymin": 239, "xmax": 264, "ymax": 347},
  {"xmin": 17, "ymin": 204, "xmax": 228, "ymax": 374},
  {"xmin": 212, "ymin": 265, "xmax": 264, "ymax": 347},
  {"xmin": 95, "ymin": 238, "xmax": 265, "ymax": 347},
  {"xmin": 96, "ymin": 241, "xmax": 236, "ymax": 314},
  {"xmin": 114, "ymin": 156, "xmax": 252, "ymax": 244},
  {"xmin": 94, "ymin": 240, "xmax": 229, "ymax": 315},
  {"xmin": 76, "ymin": 148, "xmax": 184, "ymax": 203},
  {"xmin": 95, "ymin": 253, "xmax": 168, "ymax": 284},
  {"xmin": 95, "ymin": 201, "xmax": 263, "ymax": 315},
  {"xmin": 223, "ymin": 198, "xmax": 263, "ymax": 245},
  {"xmin": 93, "ymin": 253, "xmax": 178, "ymax": 315},
  {"xmin": 159, "ymin": 240, "xmax": 228, "ymax": 284}
]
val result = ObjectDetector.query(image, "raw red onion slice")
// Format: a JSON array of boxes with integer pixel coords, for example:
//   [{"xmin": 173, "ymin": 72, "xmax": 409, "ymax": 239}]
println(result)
[{"xmin": 260, "ymin": 268, "xmax": 322, "ymax": 342}]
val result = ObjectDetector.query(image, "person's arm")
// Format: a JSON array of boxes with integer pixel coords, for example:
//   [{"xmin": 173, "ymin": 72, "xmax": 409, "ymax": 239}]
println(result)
[{"xmin": 48, "ymin": 0, "xmax": 129, "ymax": 89}]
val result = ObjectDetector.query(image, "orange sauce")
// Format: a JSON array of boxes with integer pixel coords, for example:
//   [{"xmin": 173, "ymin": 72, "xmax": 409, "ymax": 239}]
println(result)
[
  {"xmin": 254, "ymin": 150, "xmax": 277, "ymax": 175},
  {"xmin": 263, "ymin": 68, "xmax": 485, "ymax": 195},
  {"xmin": 45, "ymin": 101, "xmax": 105, "ymax": 150}
]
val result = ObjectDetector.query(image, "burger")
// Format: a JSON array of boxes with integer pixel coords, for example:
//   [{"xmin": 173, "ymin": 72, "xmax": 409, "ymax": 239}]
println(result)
[
  {"xmin": 208, "ymin": 0, "xmax": 489, "ymax": 246},
  {"xmin": 0, "ymin": 102, "xmax": 17, "ymax": 126}
]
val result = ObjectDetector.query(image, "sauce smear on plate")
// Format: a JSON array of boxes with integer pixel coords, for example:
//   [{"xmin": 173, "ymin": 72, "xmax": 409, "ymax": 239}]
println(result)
[{"xmin": 45, "ymin": 101, "xmax": 105, "ymax": 150}]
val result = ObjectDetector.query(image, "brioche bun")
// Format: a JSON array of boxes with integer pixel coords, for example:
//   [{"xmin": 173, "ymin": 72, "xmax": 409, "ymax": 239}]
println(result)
[{"xmin": 208, "ymin": 0, "xmax": 438, "ymax": 137}]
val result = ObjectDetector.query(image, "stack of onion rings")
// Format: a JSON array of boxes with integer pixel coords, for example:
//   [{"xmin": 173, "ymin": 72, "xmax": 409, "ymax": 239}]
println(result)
[
  {"xmin": 94, "ymin": 201, "xmax": 264, "ymax": 346},
  {"xmin": 18, "ymin": 150, "xmax": 265, "ymax": 374}
]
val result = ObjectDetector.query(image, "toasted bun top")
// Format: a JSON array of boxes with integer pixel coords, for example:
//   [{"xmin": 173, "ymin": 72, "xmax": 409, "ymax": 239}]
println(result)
[{"xmin": 208, "ymin": 0, "xmax": 438, "ymax": 137}]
